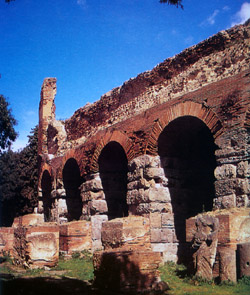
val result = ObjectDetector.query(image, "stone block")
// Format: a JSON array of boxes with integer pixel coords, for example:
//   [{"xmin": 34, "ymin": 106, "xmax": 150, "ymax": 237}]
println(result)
[
  {"xmin": 149, "ymin": 202, "xmax": 172, "ymax": 213},
  {"xmin": 219, "ymin": 246, "xmax": 237, "ymax": 282},
  {"xmin": 219, "ymin": 194, "xmax": 236, "ymax": 209},
  {"xmin": 128, "ymin": 155, "xmax": 152, "ymax": 171},
  {"xmin": 127, "ymin": 168, "xmax": 143, "ymax": 182},
  {"xmin": 127, "ymin": 189, "xmax": 149, "ymax": 205},
  {"xmin": 144, "ymin": 167, "xmax": 165, "ymax": 180},
  {"xmin": 151, "ymin": 243, "xmax": 179, "ymax": 263},
  {"xmin": 25, "ymin": 225, "xmax": 59, "ymax": 268},
  {"xmin": 0, "ymin": 228, "xmax": 14, "ymax": 256},
  {"xmin": 151, "ymin": 229, "xmax": 162, "ymax": 243},
  {"xmin": 80, "ymin": 178, "xmax": 103, "ymax": 192},
  {"xmin": 129, "ymin": 203, "xmax": 151, "ymax": 215},
  {"xmin": 214, "ymin": 164, "xmax": 236, "ymax": 180},
  {"xmin": 150, "ymin": 212, "xmax": 161, "ymax": 228},
  {"xmin": 81, "ymin": 190, "xmax": 105, "ymax": 202},
  {"xmin": 237, "ymin": 161, "xmax": 248, "ymax": 178},
  {"xmin": 59, "ymin": 221, "xmax": 92, "ymax": 254},
  {"xmin": 161, "ymin": 228, "xmax": 175, "ymax": 243},
  {"xmin": 215, "ymin": 178, "xmax": 248, "ymax": 197},
  {"xmin": 148, "ymin": 187, "xmax": 170, "ymax": 203},
  {"xmin": 93, "ymin": 250, "xmax": 162, "ymax": 293},
  {"xmin": 236, "ymin": 195, "xmax": 248, "ymax": 207},
  {"xmin": 162, "ymin": 213, "xmax": 175, "ymax": 227},
  {"xmin": 91, "ymin": 215, "xmax": 108, "ymax": 241},
  {"xmin": 89, "ymin": 200, "xmax": 108, "ymax": 214},
  {"xmin": 148, "ymin": 156, "xmax": 161, "ymax": 168},
  {"xmin": 237, "ymin": 243, "xmax": 250, "ymax": 278},
  {"xmin": 102, "ymin": 216, "xmax": 150, "ymax": 250},
  {"xmin": 26, "ymin": 233, "xmax": 58, "ymax": 268},
  {"xmin": 12, "ymin": 214, "xmax": 44, "ymax": 228},
  {"xmin": 127, "ymin": 178, "xmax": 151, "ymax": 190},
  {"xmin": 58, "ymin": 198, "xmax": 67, "ymax": 216}
]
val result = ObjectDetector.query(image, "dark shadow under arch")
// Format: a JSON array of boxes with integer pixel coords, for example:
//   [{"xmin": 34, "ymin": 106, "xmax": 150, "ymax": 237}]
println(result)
[
  {"xmin": 63, "ymin": 158, "xmax": 83, "ymax": 221},
  {"xmin": 41, "ymin": 170, "xmax": 53, "ymax": 222},
  {"xmin": 98, "ymin": 141, "xmax": 128, "ymax": 220},
  {"xmin": 158, "ymin": 116, "xmax": 217, "ymax": 260}
]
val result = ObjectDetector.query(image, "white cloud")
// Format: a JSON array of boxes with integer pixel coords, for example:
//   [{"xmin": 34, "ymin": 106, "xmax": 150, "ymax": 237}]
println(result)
[
  {"xmin": 231, "ymin": 2, "xmax": 250, "ymax": 27},
  {"xmin": 207, "ymin": 9, "xmax": 219, "ymax": 25},
  {"xmin": 200, "ymin": 9, "xmax": 219, "ymax": 27},
  {"xmin": 223, "ymin": 6, "xmax": 230, "ymax": 12},
  {"xmin": 77, "ymin": 0, "xmax": 87, "ymax": 9}
]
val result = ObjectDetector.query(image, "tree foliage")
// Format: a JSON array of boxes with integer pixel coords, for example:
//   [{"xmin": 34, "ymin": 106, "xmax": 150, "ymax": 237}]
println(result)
[
  {"xmin": 160, "ymin": 0, "xmax": 183, "ymax": 9},
  {"xmin": 0, "ymin": 95, "xmax": 18, "ymax": 151},
  {"xmin": 0, "ymin": 126, "xmax": 38, "ymax": 226}
]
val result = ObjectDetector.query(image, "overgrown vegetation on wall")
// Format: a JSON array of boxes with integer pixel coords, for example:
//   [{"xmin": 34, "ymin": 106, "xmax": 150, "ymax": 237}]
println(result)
[{"xmin": 0, "ymin": 126, "xmax": 38, "ymax": 226}]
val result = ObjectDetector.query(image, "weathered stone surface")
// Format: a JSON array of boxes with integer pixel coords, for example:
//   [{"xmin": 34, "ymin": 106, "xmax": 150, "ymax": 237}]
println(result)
[
  {"xmin": 192, "ymin": 214, "xmax": 219, "ymax": 281},
  {"xmin": 89, "ymin": 200, "xmax": 108, "ymax": 214},
  {"xmin": 12, "ymin": 214, "xmax": 44, "ymax": 228},
  {"xmin": 187, "ymin": 208, "xmax": 250, "ymax": 245},
  {"xmin": 237, "ymin": 243, "xmax": 250, "ymax": 278},
  {"xmin": 151, "ymin": 243, "xmax": 179, "ymax": 263},
  {"xmin": 236, "ymin": 194, "xmax": 249, "ymax": 207},
  {"xmin": 127, "ymin": 189, "xmax": 149, "ymax": 205},
  {"xmin": 93, "ymin": 250, "xmax": 162, "ymax": 293},
  {"xmin": 80, "ymin": 178, "xmax": 103, "ymax": 192},
  {"xmin": 59, "ymin": 221, "xmax": 92, "ymax": 254},
  {"xmin": 214, "ymin": 194, "xmax": 236, "ymax": 209},
  {"xmin": 128, "ymin": 155, "xmax": 153, "ymax": 171},
  {"xmin": 127, "ymin": 178, "xmax": 151, "ymax": 190},
  {"xmin": 0, "ymin": 228, "xmax": 14, "ymax": 256},
  {"xmin": 101, "ymin": 216, "xmax": 151, "ymax": 251},
  {"xmin": 26, "ymin": 233, "xmax": 58, "ymax": 268},
  {"xmin": 58, "ymin": 198, "xmax": 68, "ymax": 217},
  {"xmin": 237, "ymin": 161, "xmax": 248, "ymax": 178},
  {"xmin": 151, "ymin": 228, "xmax": 176, "ymax": 243},
  {"xmin": 214, "ymin": 164, "xmax": 237, "ymax": 180},
  {"xmin": 81, "ymin": 190, "xmax": 105, "ymax": 202},
  {"xmin": 91, "ymin": 215, "xmax": 108, "ymax": 250},
  {"xmin": 161, "ymin": 213, "xmax": 175, "ymax": 227},
  {"xmin": 150, "ymin": 212, "xmax": 161, "ymax": 228},
  {"xmin": 238, "ymin": 217, "xmax": 250, "ymax": 243},
  {"xmin": 148, "ymin": 186, "xmax": 171, "ymax": 203},
  {"xmin": 219, "ymin": 246, "xmax": 237, "ymax": 282},
  {"xmin": 144, "ymin": 167, "xmax": 165, "ymax": 180},
  {"xmin": 215, "ymin": 178, "xmax": 249, "ymax": 196}
]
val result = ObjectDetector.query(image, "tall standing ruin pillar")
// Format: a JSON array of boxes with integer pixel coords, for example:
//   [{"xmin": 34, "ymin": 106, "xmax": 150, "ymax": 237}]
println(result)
[{"xmin": 38, "ymin": 78, "xmax": 57, "ymax": 156}]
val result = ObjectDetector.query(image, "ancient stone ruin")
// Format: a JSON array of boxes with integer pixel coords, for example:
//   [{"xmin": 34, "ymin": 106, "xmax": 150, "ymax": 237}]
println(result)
[{"xmin": 1, "ymin": 20, "xmax": 250, "ymax": 292}]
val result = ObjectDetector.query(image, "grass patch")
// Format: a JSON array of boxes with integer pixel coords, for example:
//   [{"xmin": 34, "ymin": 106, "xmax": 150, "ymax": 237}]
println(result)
[
  {"xmin": 53, "ymin": 251, "xmax": 94, "ymax": 281},
  {"xmin": 159, "ymin": 262, "xmax": 250, "ymax": 295},
  {"xmin": 0, "ymin": 251, "xmax": 94, "ymax": 282}
]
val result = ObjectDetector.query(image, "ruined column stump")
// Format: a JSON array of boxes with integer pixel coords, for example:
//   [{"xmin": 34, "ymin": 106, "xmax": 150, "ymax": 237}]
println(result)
[
  {"xmin": 237, "ymin": 243, "xmax": 250, "ymax": 278},
  {"xmin": 93, "ymin": 250, "xmax": 162, "ymax": 293},
  {"xmin": 219, "ymin": 245, "xmax": 237, "ymax": 283}
]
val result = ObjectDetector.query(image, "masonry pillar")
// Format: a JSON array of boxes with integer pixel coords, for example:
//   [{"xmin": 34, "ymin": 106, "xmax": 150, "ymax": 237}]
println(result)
[{"xmin": 38, "ymin": 78, "xmax": 57, "ymax": 156}]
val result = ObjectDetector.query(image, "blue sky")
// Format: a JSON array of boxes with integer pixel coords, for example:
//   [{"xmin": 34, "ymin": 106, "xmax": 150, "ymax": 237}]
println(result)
[{"xmin": 1, "ymin": 0, "xmax": 250, "ymax": 151}]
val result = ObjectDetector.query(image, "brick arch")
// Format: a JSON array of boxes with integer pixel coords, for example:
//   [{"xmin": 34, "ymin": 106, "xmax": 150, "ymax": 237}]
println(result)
[
  {"xmin": 90, "ymin": 130, "xmax": 134, "ymax": 173},
  {"xmin": 146, "ymin": 101, "xmax": 224, "ymax": 155},
  {"xmin": 39, "ymin": 163, "xmax": 53, "ymax": 189},
  {"xmin": 58, "ymin": 149, "xmax": 80, "ymax": 180}
]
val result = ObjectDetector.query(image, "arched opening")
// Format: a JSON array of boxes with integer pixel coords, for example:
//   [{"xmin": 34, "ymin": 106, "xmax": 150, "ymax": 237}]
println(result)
[
  {"xmin": 41, "ymin": 170, "xmax": 53, "ymax": 222},
  {"xmin": 158, "ymin": 116, "xmax": 217, "ymax": 245},
  {"xmin": 98, "ymin": 141, "xmax": 128, "ymax": 220},
  {"xmin": 63, "ymin": 158, "xmax": 83, "ymax": 221}
]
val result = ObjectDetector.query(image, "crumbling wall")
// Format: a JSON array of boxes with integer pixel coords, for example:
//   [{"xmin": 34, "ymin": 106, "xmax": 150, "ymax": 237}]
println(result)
[{"xmin": 35, "ymin": 21, "xmax": 250, "ymax": 276}]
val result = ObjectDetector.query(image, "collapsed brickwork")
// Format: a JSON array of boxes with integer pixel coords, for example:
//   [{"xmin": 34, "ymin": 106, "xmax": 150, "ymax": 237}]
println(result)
[{"xmin": 1, "ymin": 20, "xmax": 249, "ymax": 291}]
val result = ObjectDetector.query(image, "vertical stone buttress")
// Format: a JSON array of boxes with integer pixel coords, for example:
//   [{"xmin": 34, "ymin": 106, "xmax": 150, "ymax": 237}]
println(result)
[{"xmin": 38, "ymin": 78, "xmax": 57, "ymax": 156}]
